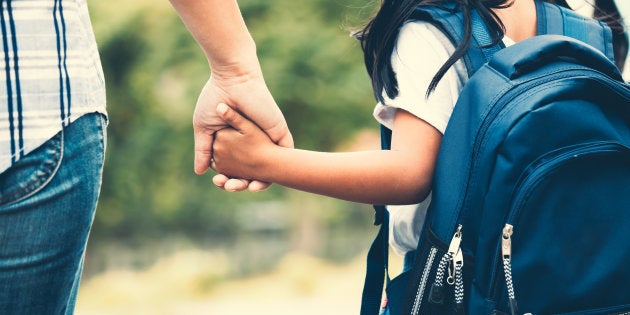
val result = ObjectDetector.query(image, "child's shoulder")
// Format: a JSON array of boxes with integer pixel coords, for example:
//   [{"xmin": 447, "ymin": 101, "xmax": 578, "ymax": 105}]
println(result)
[
  {"xmin": 399, "ymin": 20, "xmax": 445, "ymax": 41},
  {"xmin": 396, "ymin": 20, "xmax": 457, "ymax": 61}
]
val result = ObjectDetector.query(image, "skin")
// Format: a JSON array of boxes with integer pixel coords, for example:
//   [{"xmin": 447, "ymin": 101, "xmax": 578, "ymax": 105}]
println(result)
[
  {"xmin": 169, "ymin": 0, "xmax": 294, "ymax": 191},
  {"xmin": 210, "ymin": 0, "xmax": 537, "ymax": 199},
  {"xmin": 212, "ymin": 103, "xmax": 441, "ymax": 204},
  {"xmin": 494, "ymin": 0, "xmax": 537, "ymax": 41}
]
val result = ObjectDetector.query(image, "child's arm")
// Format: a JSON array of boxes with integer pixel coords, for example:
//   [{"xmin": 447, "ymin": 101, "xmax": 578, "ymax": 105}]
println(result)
[{"xmin": 212, "ymin": 103, "xmax": 442, "ymax": 205}]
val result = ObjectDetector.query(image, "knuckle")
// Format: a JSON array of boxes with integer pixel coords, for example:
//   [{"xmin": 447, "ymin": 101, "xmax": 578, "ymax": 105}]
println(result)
[{"xmin": 224, "ymin": 109, "xmax": 238, "ymax": 121}]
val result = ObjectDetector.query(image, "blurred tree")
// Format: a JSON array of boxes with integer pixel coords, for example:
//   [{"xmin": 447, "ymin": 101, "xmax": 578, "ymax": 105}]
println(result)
[
  {"xmin": 86, "ymin": 0, "xmax": 378, "ymax": 259},
  {"xmin": 244, "ymin": 0, "xmax": 377, "ymax": 149}
]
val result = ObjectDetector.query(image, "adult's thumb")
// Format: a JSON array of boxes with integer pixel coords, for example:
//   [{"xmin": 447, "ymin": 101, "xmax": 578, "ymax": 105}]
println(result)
[
  {"xmin": 263, "ymin": 118, "xmax": 294, "ymax": 148},
  {"xmin": 274, "ymin": 129, "xmax": 294, "ymax": 148},
  {"xmin": 193, "ymin": 128, "xmax": 213, "ymax": 175}
]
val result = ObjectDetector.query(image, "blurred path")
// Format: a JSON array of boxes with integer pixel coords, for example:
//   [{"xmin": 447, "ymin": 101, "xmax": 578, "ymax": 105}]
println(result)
[{"xmin": 76, "ymin": 251, "xmax": 404, "ymax": 315}]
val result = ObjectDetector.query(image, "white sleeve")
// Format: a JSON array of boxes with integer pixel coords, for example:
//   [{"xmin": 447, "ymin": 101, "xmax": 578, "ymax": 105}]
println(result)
[{"xmin": 373, "ymin": 22, "xmax": 466, "ymax": 134}]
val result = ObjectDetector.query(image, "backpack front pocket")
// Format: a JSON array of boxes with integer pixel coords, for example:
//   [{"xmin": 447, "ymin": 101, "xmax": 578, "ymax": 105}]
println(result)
[{"xmin": 489, "ymin": 142, "xmax": 630, "ymax": 315}]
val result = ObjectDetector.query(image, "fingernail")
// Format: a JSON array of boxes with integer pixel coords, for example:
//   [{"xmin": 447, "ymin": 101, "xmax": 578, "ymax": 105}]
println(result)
[{"xmin": 217, "ymin": 103, "xmax": 228, "ymax": 115}]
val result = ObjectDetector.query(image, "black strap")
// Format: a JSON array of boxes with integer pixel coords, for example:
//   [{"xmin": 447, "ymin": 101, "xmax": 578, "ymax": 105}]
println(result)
[{"xmin": 360, "ymin": 205, "xmax": 389, "ymax": 315}]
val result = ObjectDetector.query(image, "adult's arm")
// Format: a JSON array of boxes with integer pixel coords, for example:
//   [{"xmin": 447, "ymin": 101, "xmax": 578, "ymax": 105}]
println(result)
[{"xmin": 169, "ymin": 0, "xmax": 257, "ymax": 70}]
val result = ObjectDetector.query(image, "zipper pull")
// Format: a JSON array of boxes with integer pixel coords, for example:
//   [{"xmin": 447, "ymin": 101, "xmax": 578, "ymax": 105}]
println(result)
[
  {"xmin": 502, "ymin": 224, "xmax": 513, "ymax": 259},
  {"xmin": 502, "ymin": 224, "xmax": 519, "ymax": 315},
  {"xmin": 429, "ymin": 225, "xmax": 463, "ymax": 304},
  {"xmin": 447, "ymin": 225, "xmax": 463, "ymax": 286},
  {"xmin": 448, "ymin": 225, "xmax": 464, "ymax": 255}
]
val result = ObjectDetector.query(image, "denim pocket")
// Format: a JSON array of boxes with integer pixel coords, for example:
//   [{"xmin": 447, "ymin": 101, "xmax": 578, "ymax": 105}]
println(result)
[{"xmin": 0, "ymin": 132, "xmax": 63, "ymax": 207}]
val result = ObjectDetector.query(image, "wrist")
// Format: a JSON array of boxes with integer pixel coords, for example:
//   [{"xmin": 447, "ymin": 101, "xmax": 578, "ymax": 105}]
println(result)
[
  {"xmin": 254, "ymin": 144, "xmax": 283, "ymax": 182},
  {"xmin": 207, "ymin": 40, "xmax": 260, "ymax": 79}
]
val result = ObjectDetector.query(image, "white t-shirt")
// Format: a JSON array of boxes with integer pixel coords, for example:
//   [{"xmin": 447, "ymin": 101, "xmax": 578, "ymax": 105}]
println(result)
[{"xmin": 373, "ymin": 21, "xmax": 514, "ymax": 255}]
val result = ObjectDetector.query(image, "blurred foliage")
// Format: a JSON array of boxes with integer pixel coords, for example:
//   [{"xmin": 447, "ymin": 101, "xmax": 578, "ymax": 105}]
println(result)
[{"xmin": 86, "ymin": 0, "xmax": 379, "ymax": 255}]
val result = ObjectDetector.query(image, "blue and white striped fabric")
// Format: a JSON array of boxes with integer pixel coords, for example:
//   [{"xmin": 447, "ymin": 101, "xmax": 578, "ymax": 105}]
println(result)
[{"xmin": 0, "ymin": 0, "xmax": 106, "ymax": 174}]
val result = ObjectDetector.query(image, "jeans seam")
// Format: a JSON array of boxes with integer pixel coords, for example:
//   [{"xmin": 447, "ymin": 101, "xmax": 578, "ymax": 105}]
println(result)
[
  {"xmin": 0, "ymin": 131, "xmax": 65, "ymax": 207},
  {"xmin": 98, "ymin": 113, "xmax": 107, "ymax": 157}
]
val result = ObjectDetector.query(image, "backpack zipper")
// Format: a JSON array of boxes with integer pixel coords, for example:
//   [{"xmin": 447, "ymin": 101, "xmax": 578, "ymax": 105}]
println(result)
[
  {"xmin": 428, "ymin": 225, "xmax": 463, "ymax": 305},
  {"xmin": 411, "ymin": 247, "xmax": 438, "ymax": 315},
  {"xmin": 501, "ymin": 224, "xmax": 518, "ymax": 315},
  {"xmin": 453, "ymin": 246, "xmax": 465, "ymax": 314},
  {"xmin": 489, "ymin": 142, "xmax": 630, "ymax": 310}
]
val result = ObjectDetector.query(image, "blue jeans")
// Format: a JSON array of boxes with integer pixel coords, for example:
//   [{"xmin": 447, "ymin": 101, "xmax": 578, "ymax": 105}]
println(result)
[{"xmin": 0, "ymin": 113, "xmax": 106, "ymax": 314}]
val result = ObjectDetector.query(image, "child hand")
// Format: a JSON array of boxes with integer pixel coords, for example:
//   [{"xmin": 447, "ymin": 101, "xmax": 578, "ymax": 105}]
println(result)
[{"xmin": 211, "ymin": 103, "xmax": 276, "ymax": 185}]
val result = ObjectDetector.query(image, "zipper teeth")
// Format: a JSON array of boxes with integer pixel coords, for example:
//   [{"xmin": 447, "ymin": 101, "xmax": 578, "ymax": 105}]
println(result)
[
  {"xmin": 454, "ymin": 262, "xmax": 464, "ymax": 304},
  {"xmin": 503, "ymin": 257, "xmax": 515, "ymax": 300},
  {"xmin": 411, "ymin": 247, "xmax": 438, "ymax": 315}
]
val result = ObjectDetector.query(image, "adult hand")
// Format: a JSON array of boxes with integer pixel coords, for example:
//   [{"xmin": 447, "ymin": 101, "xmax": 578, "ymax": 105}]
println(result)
[{"xmin": 193, "ymin": 64, "xmax": 293, "ymax": 192}]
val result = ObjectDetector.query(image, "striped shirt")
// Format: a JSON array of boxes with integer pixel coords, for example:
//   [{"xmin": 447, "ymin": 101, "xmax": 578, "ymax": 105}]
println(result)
[{"xmin": 0, "ymin": 0, "xmax": 106, "ymax": 174}]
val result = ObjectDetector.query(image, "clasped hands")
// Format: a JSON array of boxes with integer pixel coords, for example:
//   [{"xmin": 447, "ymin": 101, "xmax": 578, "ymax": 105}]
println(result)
[
  {"xmin": 210, "ymin": 103, "xmax": 278, "ymax": 191},
  {"xmin": 192, "ymin": 72, "xmax": 292, "ymax": 192}
]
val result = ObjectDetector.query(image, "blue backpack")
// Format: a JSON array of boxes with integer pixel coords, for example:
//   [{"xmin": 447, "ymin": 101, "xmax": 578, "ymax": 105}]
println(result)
[{"xmin": 361, "ymin": 1, "xmax": 630, "ymax": 314}]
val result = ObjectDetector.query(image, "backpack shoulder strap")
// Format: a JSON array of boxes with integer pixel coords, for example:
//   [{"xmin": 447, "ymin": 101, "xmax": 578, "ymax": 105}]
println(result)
[
  {"xmin": 410, "ymin": 3, "xmax": 503, "ymax": 77},
  {"xmin": 360, "ymin": 206, "xmax": 389, "ymax": 315},
  {"xmin": 412, "ymin": 1, "xmax": 616, "ymax": 75},
  {"xmin": 536, "ymin": 1, "xmax": 615, "ymax": 63}
]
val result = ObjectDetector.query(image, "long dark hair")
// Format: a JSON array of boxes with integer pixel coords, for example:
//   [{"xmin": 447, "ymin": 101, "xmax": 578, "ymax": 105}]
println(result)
[
  {"xmin": 594, "ymin": 0, "xmax": 628, "ymax": 70},
  {"xmin": 357, "ymin": 0, "xmax": 627, "ymax": 103}
]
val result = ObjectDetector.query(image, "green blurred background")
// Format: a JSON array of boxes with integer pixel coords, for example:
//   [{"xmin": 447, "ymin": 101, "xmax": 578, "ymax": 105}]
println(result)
[{"xmin": 77, "ymin": 0, "xmax": 385, "ymax": 314}]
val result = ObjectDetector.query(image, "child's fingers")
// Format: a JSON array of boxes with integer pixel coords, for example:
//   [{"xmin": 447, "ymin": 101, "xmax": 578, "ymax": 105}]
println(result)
[{"xmin": 217, "ymin": 103, "xmax": 256, "ymax": 134}]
